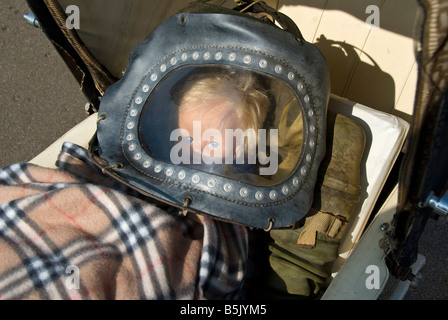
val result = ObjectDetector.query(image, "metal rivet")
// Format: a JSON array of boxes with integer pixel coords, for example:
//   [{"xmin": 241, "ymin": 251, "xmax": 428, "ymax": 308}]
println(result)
[
  {"xmin": 135, "ymin": 97, "xmax": 143, "ymax": 104},
  {"xmin": 192, "ymin": 174, "xmax": 200, "ymax": 183},
  {"xmin": 127, "ymin": 122, "xmax": 135, "ymax": 130},
  {"xmin": 259, "ymin": 59, "xmax": 267, "ymax": 68},
  {"xmin": 134, "ymin": 153, "xmax": 142, "ymax": 160},
  {"xmin": 130, "ymin": 109, "xmax": 138, "ymax": 117},
  {"xmin": 309, "ymin": 139, "xmax": 315, "ymax": 148},
  {"xmin": 304, "ymin": 95, "xmax": 310, "ymax": 103},
  {"xmin": 207, "ymin": 179, "xmax": 216, "ymax": 188},
  {"xmin": 282, "ymin": 185, "xmax": 290, "ymax": 195},
  {"xmin": 228, "ymin": 53, "xmax": 236, "ymax": 61},
  {"xmin": 143, "ymin": 161, "xmax": 151, "ymax": 168},
  {"xmin": 129, "ymin": 144, "xmax": 136, "ymax": 152},
  {"xmin": 301, "ymin": 167, "xmax": 307, "ymax": 176},
  {"xmin": 171, "ymin": 57, "xmax": 177, "ymax": 65},
  {"xmin": 160, "ymin": 64, "xmax": 167, "ymax": 72},
  {"xmin": 215, "ymin": 52, "xmax": 222, "ymax": 60},
  {"xmin": 243, "ymin": 55, "xmax": 252, "ymax": 64},
  {"xmin": 181, "ymin": 53, "xmax": 188, "ymax": 61},
  {"xmin": 293, "ymin": 177, "xmax": 299, "ymax": 187},
  {"xmin": 151, "ymin": 73, "xmax": 158, "ymax": 81},
  {"xmin": 178, "ymin": 170, "xmax": 186, "ymax": 180},
  {"xmin": 255, "ymin": 191, "xmax": 264, "ymax": 201},
  {"xmin": 126, "ymin": 134, "xmax": 134, "ymax": 141},
  {"xmin": 223, "ymin": 183, "xmax": 233, "ymax": 192},
  {"xmin": 275, "ymin": 65, "xmax": 282, "ymax": 74},
  {"xmin": 288, "ymin": 72, "xmax": 295, "ymax": 80},
  {"xmin": 166, "ymin": 168, "xmax": 174, "ymax": 177},
  {"xmin": 310, "ymin": 125, "xmax": 316, "ymax": 133},
  {"xmin": 240, "ymin": 188, "xmax": 249, "ymax": 197},
  {"xmin": 142, "ymin": 85, "xmax": 149, "ymax": 93},
  {"xmin": 297, "ymin": 82, "xmax": 304, "ymax": 91},
  {"xmin": 203, "ymin": 52, "xmax": 210, "ymax": 60},
  {"xmin": 192, "ymin": 52, "xmax": 199, "ymax": 60},
  {"xmin": 269, "ymin": 190, "xmax": 278, "ymax": 200},
  {"xmin": 306, "ymin": 154, "xmax": 312, "ymax": 163},
  {"xmin": 154, "ymin": 165, "xmax": 162, "ymax": 173},
  {"xmin": 308, "ymin": 109, "xmax": 314, "ymax": 118}
]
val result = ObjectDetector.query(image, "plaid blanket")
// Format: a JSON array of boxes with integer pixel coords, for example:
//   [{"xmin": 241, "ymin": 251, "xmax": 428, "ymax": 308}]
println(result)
[{"xmin": 0, "ymin": 143, "xmax": 248, "ymax": 300}]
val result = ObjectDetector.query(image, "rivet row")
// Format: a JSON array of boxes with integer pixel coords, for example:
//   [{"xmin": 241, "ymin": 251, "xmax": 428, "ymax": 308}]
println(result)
[{"xmin": 122, "ymin": 48, "xmax": 319, "ymax": 203}]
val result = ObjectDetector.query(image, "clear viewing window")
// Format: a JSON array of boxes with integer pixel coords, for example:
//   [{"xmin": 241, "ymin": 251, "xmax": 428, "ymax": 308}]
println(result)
[{"xmin": 139, "ymin": 65, "xmax": 304, "ymax": 186}]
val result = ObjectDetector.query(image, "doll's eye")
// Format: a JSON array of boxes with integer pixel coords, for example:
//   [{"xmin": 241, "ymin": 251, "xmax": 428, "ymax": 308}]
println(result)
[{"xmin": 209, "ymin": 141, "xmax": 219, "ymax": 149}]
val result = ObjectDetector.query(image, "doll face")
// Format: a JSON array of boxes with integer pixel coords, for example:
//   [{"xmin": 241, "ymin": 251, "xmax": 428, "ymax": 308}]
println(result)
[
  {"xmin": 141, "ymin": 66, "xmax": 303, "ymax": 186},
  {"xmin": 178, "ymin": 95, "xmax": 246, "ymax": 164}
]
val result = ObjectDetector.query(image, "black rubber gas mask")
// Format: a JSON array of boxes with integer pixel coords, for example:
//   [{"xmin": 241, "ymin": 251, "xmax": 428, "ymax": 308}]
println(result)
[{"xmin": 89, "ymin": 1, "xmax": 330, "ymax": 230}]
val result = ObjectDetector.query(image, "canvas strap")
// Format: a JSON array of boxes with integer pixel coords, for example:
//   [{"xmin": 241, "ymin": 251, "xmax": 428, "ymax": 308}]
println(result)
[{"xmin": 296, "ymin": 211, "xmax": 347, "ymax": 248}]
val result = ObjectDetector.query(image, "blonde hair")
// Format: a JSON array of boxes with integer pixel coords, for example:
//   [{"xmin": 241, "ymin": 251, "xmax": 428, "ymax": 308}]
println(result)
[{"xmin": 176, "ymin": 67, "xmax": 270, "ymax": 132}]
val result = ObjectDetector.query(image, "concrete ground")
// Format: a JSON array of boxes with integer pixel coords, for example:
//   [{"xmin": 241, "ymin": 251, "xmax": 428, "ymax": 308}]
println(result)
[
  {"xmin": 0, "ymin": 1, "xmax": 87, "ymax": 167},
  {"xmin": 1, "ymin": 0, "xmax": 447, "ymax": 300}
]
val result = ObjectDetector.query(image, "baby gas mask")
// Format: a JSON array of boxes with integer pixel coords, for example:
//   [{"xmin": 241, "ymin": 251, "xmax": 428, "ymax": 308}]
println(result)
[{"xmin": 89, "ymin": 1, "xmax": 330, "ymax": 230}]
